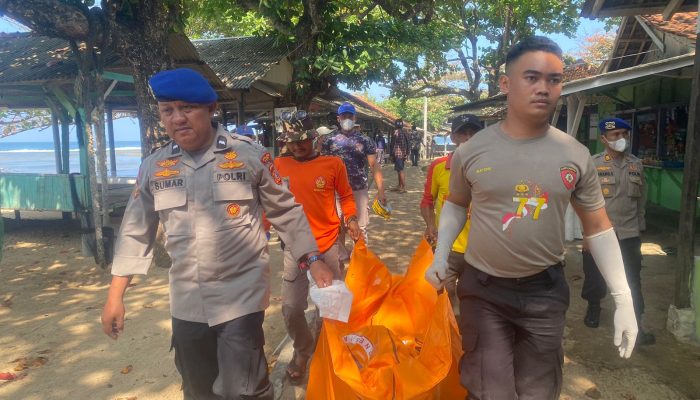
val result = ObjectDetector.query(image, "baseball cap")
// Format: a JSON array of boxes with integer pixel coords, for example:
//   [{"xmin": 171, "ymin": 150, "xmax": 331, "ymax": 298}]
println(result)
[
  {"xmin": 451, "ymin": 114, "xmax": 483, "ymax": 134},
  {"xmin": 337, "ymin": 102, "xmax": 356, "ymax": 115},
  {"xmin": 599, "ymin": 117, "xmax": 632, "ymax": 133},
  {"xmin": 316, "ymin": 126, "xmax": 333, "ymax": 136},
  {"xmin": 283, "ymin": 130, "xmax": 317, "ymax": 143},
  {"xmin": 148, "ymin": 68, "xmax": 217, "ymax": 104}
]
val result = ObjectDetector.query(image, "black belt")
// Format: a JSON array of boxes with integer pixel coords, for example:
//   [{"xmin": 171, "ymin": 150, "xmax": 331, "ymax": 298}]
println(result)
[{"xmin": 470, "ymin": 262, "xmax": 564, "ymax": 287}]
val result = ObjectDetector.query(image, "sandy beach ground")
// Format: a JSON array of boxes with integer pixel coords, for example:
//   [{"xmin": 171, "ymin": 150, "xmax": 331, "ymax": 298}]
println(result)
[{"xmin": 1, "ymin": 160, "xmax": 699, "ymax": 400}]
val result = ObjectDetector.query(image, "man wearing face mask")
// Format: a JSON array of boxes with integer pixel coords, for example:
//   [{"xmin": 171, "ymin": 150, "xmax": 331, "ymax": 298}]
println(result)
[
  {"xmin": 581, "ymin": 117, "xmax": 655, "ymax": 345},
  {"xmin": 322, "ymin": 102, "xmax": 386, "ymax": 243}
]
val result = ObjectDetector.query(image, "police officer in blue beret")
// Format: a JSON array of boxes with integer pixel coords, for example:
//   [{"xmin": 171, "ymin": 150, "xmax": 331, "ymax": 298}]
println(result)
[
  {"xmin": 582, "ymin": 117, "xmax": 655, "ymax": 345},
  {"xmin": 101, "ymin": 68, "xmax": 335, "ymax": 399}
]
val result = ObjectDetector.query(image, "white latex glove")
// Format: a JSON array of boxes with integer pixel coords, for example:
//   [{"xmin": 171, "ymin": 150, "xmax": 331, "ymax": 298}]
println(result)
[
  {"xmin": 586, "ymin": 227, "xmax": 638, "ymax": 358},
  {"xmin": 611, "ymin": 292, "xmax": 638, "ymax": 358},
  {"xmin": 425, "ymin": 201, "xmax": 467, "ymax": 290}
]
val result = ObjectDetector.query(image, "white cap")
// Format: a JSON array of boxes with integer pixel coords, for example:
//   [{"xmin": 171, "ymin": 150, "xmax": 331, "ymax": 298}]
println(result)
[{"xmin": 316, "ymin": 126, "xmax": 333, "ymax": 136}]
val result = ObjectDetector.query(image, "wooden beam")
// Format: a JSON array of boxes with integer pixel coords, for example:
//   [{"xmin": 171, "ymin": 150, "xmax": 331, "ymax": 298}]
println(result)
[
  {"xmin": 51, "ymin": 112, "xmax": 62, "ymax": 174},
  {"xmin": 102, "ymin": 71, "xmax": 134, "ymax": 83},
  {"xmin": 663, "ymin": 0, "xmax": 684, "ymax": 20},
  {"xmin": 634, "ymin": 16, "xmax": 665, "ymax": 52},
  {"xmin": 674, "ymin": 31, "xmax": 700, "ymax": 309},
  {"xmin": 47, "ymin": 86, "xmax": 77, "ymax": 116},
  {"xmin": 591, "ymin": 0, "xmax": 605, "ymax": 16},
  {"xmin": 106, "ymin": 106, "xmax": 117, "ymax": 176}
]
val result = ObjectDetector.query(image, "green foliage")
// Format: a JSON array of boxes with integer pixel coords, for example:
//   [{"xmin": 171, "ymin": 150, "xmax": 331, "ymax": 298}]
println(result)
[
  {"xmin": 184, "ymin": 0, "xmax": 272, "ymax": 38},
  {"xmin": 0, "ymin": 109, "xmax": 52, "ymax": 137},
  {"xmin": 184, "ymin": 0, "xmax": 444, "ymax": 104},
  {"xmin": 391, "ymin": 0, "xmax": 583, "ymax": 100},
  {"xmin": 379, "ymin": 95, "xmax": 464, "ymax": 132}
]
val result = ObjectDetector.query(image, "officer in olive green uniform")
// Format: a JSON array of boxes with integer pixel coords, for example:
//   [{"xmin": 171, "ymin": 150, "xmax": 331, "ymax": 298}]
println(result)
[
  {"xmin": 101, "ymin": 68, "xmax": 335, "ymax": 400},
  {"xmin": 581, "ymin": 117, "xmax": 655, "ymax": 345}
]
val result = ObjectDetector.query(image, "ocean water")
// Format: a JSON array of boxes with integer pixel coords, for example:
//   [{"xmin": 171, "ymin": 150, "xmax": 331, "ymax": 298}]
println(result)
[{"xmin": 0, "ymin": 141, "xmax": 143, "ymax": 177}]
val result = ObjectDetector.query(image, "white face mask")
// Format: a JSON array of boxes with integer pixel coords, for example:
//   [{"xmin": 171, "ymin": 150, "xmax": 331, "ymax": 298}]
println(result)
[
  {"xmin": 340, "ymin": 119, "xmax": 354, "ymax": 132},
  {"xmin": 607, "ymin": 137, "xmax": 628, "ymax": 152}
]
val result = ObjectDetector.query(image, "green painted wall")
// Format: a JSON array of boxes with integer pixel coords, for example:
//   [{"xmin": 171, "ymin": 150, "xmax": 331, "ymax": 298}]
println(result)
[{"xmin": 0, "ymin": 174, "xmax": 90, "ymax": 212}]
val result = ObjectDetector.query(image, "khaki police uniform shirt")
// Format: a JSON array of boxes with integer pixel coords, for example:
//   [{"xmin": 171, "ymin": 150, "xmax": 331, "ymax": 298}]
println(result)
[
  {"xmin": 111, "ymin": 125, "xmax": 318, "ymax": 326},
  {"xmin": 450, "ymin": 122, "xmax": 605, "ymax": 278},
  {"xmin": 592, "ymin": 151, "xmax": 646, "ymax": 240}
]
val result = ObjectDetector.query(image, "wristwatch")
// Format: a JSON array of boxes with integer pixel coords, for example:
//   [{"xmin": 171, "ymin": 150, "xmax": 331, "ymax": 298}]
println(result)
[
  {"xmin": 299, "ymin": 254, "xmax": 324, "ymax": 271},
  {"xmin": 345, "ymin": 215, "xmax": 358, "ymax": 224}
]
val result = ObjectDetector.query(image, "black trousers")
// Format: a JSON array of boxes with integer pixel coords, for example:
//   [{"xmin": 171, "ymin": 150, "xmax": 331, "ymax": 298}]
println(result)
[
  {"xmin": 410, "ymin": 148, "xmax": 420, "ymax": 166},
  {"xmin": 457, "ymin": 261, "xmax": 568, "ymax": 400},
  {"xmin": 171, "ymin": 312, "xmax": 273, "ymax": 400},
  {"xmin": 581, "ymin": 236, "xmax": 645, "ymax": 319}
]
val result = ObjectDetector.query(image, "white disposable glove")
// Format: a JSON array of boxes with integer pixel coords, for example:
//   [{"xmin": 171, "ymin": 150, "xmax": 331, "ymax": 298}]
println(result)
[
  {"xmin": 425, "ymin": 201, "xmax": 467, "ymax": 290},
  {"xmin": 586, "ymin": 227, "xmax": 638, "ymax": 358}
]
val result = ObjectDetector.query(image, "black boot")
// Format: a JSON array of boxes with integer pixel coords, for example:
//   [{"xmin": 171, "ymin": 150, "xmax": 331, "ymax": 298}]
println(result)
[
  {"xmin": 637, "ymin": 316, "xmax": 656, "ymax": 345},
  {"xmin": 584, "ymin": 303, "xmax": 601, "ymax": 328}
]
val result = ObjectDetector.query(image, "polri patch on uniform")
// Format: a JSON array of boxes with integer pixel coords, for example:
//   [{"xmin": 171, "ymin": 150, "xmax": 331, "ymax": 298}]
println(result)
[
  {"xmin": 215, "ymin": 171, "xmax": 247, "ymax": 183},
  {"xmin": 224, "ymin": 151, "xmax": 238, "ymax": 160},
  {"xmin": 604, "ymin": 154, "xmax": 612, "ymax": 162},
  {"xmin": 272, "ymin": 169, "xmax": 283, "ymax": 185},
  {"xmin": 560, "ymin": 166, "xmax": 577, "ymax": 191},
  {"xmin": 602, "ymin": 187, "xmax": 612, "ymax": 197},
  {"xmin": 216, "ymin": 135, "xmax": 228, "ymax": 149},
  {"xmin": 154, "ymin": 168, "xmax": 180, "ymax": 178},
  {"xmin": 157, "ymin": 158, "xmax": 179, "ymax": 168},
  {"xmin": 261, "ymin": 152, "xmax": 273, "ymax": 165},
  {"xmin": 226, "ymin": 203, "xmax": 241, "ymax": 217}
]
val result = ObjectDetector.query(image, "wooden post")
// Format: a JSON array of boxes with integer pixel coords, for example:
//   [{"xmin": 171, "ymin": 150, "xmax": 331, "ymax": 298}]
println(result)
[
  {"xmin": 221, "ymin": 105, "xmax": 228, "ymax": 128},
  {"xmin": 238, "ymin": 92, "xmax": 246, "ymax": 126},
  {"xmin": 75, "ymin": 111, "xmax": 95, "ymax": 256},
  {"xmin": 106, "ymin": 106, "xmax": 117, "ymax": 176},
  {"xmin": 673, "ymin": 33, "xmax": 700, "ymax": 308},
  {"xmin": 60, "ymin": 113, "xmax": 71, "ymax": 174},
  {"xmin": 51, "ymin": 112, "xmax": 62, "ymax": 173}
]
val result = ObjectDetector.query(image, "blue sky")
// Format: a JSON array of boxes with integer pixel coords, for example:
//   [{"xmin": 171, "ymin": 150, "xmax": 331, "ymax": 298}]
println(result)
[{"xmin": 0, "ymin": 15, "xmax": 608, "ymax": 143}]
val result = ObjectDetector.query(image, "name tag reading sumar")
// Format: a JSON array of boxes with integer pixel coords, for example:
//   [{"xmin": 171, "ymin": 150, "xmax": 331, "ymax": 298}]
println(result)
[
  {"xmin": 152, "ymin": 178, "xmax": 185, "ymax": 191},
  {"xmin": 216, "ymin": 171, "xmax": 247, "ymax": 182}
]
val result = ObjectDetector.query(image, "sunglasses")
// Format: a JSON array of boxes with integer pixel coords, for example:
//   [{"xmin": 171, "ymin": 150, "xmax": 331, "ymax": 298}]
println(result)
[{"xmin": 280, "ymin": 110, "xmax": 308, "ymax": 122}]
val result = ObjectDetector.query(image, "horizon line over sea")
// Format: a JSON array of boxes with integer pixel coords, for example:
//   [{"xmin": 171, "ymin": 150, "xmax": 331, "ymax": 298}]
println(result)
[{"xmin": 0, "ymin": 140, "xmax": 142, "ymax": 176}]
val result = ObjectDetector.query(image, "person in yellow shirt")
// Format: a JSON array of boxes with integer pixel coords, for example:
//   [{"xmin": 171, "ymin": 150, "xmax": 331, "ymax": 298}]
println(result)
[{"xmin": 420, "ymin": 114, "xmax": 482, "ymax": 306}]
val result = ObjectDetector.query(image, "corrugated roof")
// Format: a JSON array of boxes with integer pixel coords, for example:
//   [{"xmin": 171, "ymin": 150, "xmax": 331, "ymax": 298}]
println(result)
[
  {"xmin": 563, "ymin": 62, "xmax": 600, "ymax": 81},
  {"xmin": 193, "ymin": 36, "xmax": 290, "ymax": 90},
  {"xmin": 0, "ymin": 32, "xmax": 121, "ymax": 84},
  {"xmin": 581, "ymin": 0, "xmax": 696, "ymax": 18},
  {"xmin": 641, "ymin": 12, "xmax": 697, "ymax": 41}
]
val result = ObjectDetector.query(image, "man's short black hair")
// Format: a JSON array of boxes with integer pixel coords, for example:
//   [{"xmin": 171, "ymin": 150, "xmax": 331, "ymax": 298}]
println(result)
[{"xmin": 505, "ymin": 36, "xmax": 563, "ymax": 72}]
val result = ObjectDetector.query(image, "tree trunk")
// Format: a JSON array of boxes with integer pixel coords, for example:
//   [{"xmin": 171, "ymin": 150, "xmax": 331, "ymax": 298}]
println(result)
[{"xmin": 107, "ymin": 0, "xmax": 180, "ymax": 158}]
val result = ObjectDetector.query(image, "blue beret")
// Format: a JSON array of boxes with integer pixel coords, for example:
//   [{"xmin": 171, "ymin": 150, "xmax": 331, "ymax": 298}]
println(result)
[
  {"xmin": 148, "ymin": 68, "xmax": 217, "ymax": 104},
  {"xmin": 599, "ymin": 117, "xmax": 631, "ymax": 133},
  {"xmin": 337, "ymin": 102, "xmax": 356, "ymax": 115}
]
